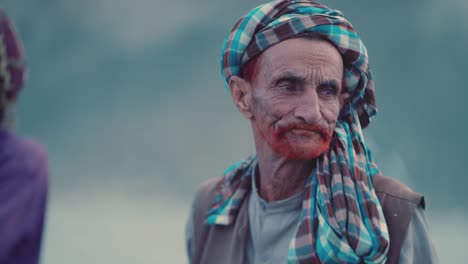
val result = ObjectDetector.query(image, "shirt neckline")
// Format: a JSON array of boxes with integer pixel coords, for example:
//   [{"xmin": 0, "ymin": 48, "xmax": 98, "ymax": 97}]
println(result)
[{"xmin": 250, "ymin": 160, "xmax": 304, "ymax": 214}]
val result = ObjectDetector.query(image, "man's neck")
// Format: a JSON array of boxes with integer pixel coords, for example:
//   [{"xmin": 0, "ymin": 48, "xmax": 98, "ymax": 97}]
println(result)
[{"xmin": 255, "ymin": 147, "xmax": 315, "ymax": 202}]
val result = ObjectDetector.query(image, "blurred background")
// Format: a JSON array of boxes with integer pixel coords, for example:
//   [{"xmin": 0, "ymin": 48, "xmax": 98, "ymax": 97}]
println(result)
[{"xmin": 2, "ymin": 0, "xmax": 467, "ymax": 263}]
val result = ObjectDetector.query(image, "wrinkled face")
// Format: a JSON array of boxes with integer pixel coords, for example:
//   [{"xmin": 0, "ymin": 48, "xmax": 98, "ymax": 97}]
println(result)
[{"xmin": 248, "ymin": 38, "xmax": 345, "ymax": 160}]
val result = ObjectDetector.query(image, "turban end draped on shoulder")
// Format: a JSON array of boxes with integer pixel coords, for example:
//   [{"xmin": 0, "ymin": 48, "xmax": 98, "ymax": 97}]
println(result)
[
  {"xmin": 0, "ymin": 8, "xmax": 26, "ymax": 103},
  {"xmin": 214, "ymin": 1, "xmax": 389, "ymax": 263}
]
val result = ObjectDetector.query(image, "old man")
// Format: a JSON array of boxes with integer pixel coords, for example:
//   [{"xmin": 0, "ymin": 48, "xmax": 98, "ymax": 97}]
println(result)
[{"xmin": 186, "ymin": 1, "xmax": 438, "ymax": 263}]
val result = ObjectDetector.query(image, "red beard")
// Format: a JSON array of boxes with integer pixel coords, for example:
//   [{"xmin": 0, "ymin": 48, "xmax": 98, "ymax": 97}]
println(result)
[{"xmin": 263, "ymin": 123, "xmax": 333, "ymax": 160}]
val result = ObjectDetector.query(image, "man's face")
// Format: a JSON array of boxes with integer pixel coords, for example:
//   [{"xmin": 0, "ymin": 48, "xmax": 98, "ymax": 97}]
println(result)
[{"xmin": 247, "ymin": 38, "xmax": 344, "ymax": 160}]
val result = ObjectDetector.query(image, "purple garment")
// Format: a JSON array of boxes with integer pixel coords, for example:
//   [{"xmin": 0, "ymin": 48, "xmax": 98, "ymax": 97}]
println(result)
[{"xmin": 0, "ymin": 128, "xmax": 48, "ymax": 264}]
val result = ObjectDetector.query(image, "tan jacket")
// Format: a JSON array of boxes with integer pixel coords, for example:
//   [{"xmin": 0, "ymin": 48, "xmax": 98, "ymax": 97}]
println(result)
[{"xmin": 191, "ymin": 174, "xmax": 424, "ymax": 264}]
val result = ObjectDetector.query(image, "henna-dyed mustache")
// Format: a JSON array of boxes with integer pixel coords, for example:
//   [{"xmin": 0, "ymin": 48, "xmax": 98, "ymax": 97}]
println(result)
[{"xmin": 274, "ymin": 122, "xmax": 331, "ymax": 140}]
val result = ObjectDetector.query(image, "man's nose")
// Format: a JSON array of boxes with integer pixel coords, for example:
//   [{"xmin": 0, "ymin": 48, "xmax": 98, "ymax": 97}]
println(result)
[{"xmin": 293, "ymin": 89, "xmax": 321, "ymax": 124}]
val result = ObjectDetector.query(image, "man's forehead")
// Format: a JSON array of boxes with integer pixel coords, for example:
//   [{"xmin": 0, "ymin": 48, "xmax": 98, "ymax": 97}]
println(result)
[{"xmin": 255, "ymin": 38, "xmax": 344, "ymax": 81}]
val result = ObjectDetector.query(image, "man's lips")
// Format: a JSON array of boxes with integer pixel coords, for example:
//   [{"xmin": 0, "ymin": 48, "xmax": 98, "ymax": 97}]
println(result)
[
  {"xmin": 289, "ymin": 128, "xmax": 316, "ymax": 137},
  {"xmin": 274, "ymin": 124, "xmax": 330, "ymax": 140}
]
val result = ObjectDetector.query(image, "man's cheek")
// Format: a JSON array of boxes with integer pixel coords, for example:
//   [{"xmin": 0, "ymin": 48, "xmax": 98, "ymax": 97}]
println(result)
[
  {"xmin": 323, "ymin": 102, "xmax": 341, "ymax": 120},
  {"xmin": 324, "ymin": 113, "xmax": 339, "ymax": 134}
]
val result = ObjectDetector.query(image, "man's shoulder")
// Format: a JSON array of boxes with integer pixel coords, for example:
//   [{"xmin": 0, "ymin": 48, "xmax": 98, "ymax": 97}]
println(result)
[
  {"xmin": 373, "ymin": 174, "xmax": 428, "ymax": 261},
  {"xmin": 190, "ymin": 177, "xmax": 224, "ymax": 244},
  {"xmin": 373, "ymin": 174, "xmax": 425, "ymax": 209},
  {"xmin": 193, "ymin": 175, "xmax": 426, "ymax": 209},
  {"xmin": 196, "ymin": 177, "xmax": 223, "ymax": 193},
  {"xmin": 192, "ymin": 177, "xmax": 223, "ymax": 213}
]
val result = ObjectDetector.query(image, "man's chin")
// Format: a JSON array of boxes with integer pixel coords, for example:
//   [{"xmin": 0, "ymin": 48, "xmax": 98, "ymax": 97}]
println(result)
[{"xmin": 270, "ymin": 143, "xmax": 329, "ymax": 160}]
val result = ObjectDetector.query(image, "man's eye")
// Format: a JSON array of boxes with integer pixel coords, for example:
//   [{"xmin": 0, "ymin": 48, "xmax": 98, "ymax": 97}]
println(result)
[
  {"xmin": 278, "ymin": 82, "xmax": 297, "ymax": 92},
  {"xmin": 318, "ymin": 85, "xmax": 338, "ymax": 97}
]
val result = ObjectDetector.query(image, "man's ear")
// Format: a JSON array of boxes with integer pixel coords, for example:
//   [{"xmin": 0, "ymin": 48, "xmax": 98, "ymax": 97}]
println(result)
[{"xmin": 228, "ymin": 75, "xmax": 253, "ymax": 119}]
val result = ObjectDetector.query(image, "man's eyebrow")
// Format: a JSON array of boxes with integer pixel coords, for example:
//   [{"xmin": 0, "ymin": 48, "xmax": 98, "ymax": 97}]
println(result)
[
  {"xmin": 271, "ymin": 72, "xmax": 306, "ymax": 84},
  {"xmin": 320, "ymin": 79, "xmax": 341, "ymax": 88},
  {"xmin": 271, "ymin": 73, "xmax": 342, "ymax": 88}
]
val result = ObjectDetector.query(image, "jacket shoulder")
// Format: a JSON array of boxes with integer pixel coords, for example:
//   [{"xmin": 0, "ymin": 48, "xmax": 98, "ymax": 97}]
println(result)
[
  {"xmin": 373, "ymin": 174, "xmax": 426, "ymax": 263},
  {"xmin": 373, "ymin": 174, "xmax": 424, "ymax": 209},
  {"xmin": 192, "ymin": 177, "xmax": 223, "ymax": 223}
]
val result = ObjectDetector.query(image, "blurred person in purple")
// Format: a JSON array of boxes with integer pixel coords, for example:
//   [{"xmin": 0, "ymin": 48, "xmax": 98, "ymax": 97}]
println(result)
[{"xmin": 0, "ymin": 8, "xmax": 48, "ymax": 264}]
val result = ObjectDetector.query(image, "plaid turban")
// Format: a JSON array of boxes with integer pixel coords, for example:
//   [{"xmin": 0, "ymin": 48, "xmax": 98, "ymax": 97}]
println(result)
[
  {"xmin": 209, "ymin": 1, "xmax": 390, "ymax": 263},
  {"xmin": 0, "ymin": 8, "xmax": 26, "ymax": 103}
]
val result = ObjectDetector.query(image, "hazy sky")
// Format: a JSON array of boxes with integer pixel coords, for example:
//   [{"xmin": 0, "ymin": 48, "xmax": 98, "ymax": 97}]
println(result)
[{"xmin": 2, "ymin": 0, "xmax": 467, "ymax": 263}]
